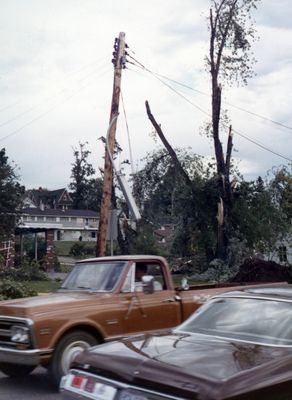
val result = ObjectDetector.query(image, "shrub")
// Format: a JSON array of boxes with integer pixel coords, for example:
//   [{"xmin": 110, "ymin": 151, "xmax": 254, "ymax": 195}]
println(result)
[
  {"xmin": 0, "ymin": 280, "xmax": 37, "ymax": 300},
  {"xmin": 0, "ymin": 261, "xmax": 49, "ymax": 282},
  {"xmin": 69, "ymin": 242, "xmax": 95, "ymax": 257}
]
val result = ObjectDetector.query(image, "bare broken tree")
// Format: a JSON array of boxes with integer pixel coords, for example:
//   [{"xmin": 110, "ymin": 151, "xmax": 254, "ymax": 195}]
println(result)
[{"xmin": 207, "ymin": 0, "xmax": 260, "ymax": 259}]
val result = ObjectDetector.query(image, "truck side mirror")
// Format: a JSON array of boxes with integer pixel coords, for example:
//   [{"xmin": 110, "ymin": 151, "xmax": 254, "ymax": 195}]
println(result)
[{"xmin": 142, "ymin": 275, "xmax": 154, "ymax": 294}]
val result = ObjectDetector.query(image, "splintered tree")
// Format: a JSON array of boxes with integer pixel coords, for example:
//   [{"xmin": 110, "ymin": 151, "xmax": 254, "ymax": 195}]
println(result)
[{"xmin": 207, "ymin": 0, "xmax": 260, "ymax": 259}]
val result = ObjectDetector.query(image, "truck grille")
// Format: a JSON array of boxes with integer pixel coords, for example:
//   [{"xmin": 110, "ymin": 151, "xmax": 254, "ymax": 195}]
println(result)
[{"xmin": 0, "ymin": 318, "xmax": 32, "ymax": 348}]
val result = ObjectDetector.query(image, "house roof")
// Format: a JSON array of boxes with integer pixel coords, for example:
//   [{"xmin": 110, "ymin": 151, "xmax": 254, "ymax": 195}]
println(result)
[
  {"xmin": 28, "ymin": 187, "xmax": 73, "ymax": 207},
  {"xmin": 21, "ymin": 207, "xmax": 99, "ymax": 217}
]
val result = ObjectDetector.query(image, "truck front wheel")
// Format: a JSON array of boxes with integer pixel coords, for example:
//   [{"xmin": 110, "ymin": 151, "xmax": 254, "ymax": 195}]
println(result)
[
  {"xmin": 0, "ymin": 363, "xmax": 35, "ymax": 377},
  {"xmin": 49, "ymin": 330, "xmax": 98, "ymax": 388}
]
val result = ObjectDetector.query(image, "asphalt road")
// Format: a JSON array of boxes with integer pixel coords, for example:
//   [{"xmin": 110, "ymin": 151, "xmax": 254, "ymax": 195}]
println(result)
[{"xmin": 0, "ymin": 367, "xmax": 64, "ymax": 399}]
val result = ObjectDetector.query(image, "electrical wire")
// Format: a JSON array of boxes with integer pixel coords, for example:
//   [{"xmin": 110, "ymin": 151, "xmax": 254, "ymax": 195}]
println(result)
[
  {"xmin": 127, "ymin": 53, "xmax": 292, "ymax": 132},
  {"xmin": 148, "ymin": 71, "xmax": 292, "ymax": 132},
  {"xmin": 0, "ymin": 59, "xmax": 109, "ymax": 128},
  {"xmin": 127, "ymin": 54, "xmax": 292, "ymax": 163},
  {"xmin": 120, "ymin": 90, "xmax": 135, "ymax": 175},
  {"xmin": 0, "ymin": 68, "xmax": 111, "ymax": 142}
]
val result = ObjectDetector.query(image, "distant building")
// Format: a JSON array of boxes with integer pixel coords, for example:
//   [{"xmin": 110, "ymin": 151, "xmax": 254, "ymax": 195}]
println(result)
[
  {"xmin": 19, "ymin": 207, "xmax": 99, "ymax": 242},
  {"xmin": 24, "ymin": 187, "xmax": 73, "ymax": 210},
  {"xmin": 21, "ymin": 187, "xmax": 99, "ymax": 241},
  {"xmin": 12, "ymin": 188, "xmax": 100, "ymax": 271}
]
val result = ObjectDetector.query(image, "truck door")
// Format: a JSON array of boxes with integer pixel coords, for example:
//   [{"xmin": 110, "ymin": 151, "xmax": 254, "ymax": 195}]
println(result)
[{"xmin": 119, "ymin": 262, "xmax": 181, "ymax": 335}]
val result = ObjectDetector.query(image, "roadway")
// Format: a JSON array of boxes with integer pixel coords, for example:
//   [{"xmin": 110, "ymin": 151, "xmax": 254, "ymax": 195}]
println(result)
[{"xmin": 0, "ymin": 367, "xmax": 63, "ymax": 399}]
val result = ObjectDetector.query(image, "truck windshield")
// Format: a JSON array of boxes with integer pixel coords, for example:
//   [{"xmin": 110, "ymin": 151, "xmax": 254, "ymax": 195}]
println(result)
[{"xmin": 60, "ymin": 262, "xmax": 126, "ymax": 292}]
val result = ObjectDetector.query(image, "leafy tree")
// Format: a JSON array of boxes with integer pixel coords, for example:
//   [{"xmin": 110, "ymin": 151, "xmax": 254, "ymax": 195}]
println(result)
[
  {"xmin": 268, "ymin": 165, "xmax": 292, "ymax": 221},
  {"xmin": 206, "ymin": 0, "xmax": 260, "ymax": 259},
  {"xmin": 84, "ymin": 178, "xmax": 103, "ymax": 212},
  {"xmin": 0, "ymin": 148, "xmax": 25, "ymax": 241},
  {"xmin": 230, "ymin": 174, "xmax": 290, "ymax": 256},
  {"xmin": 69, "ymin": 143, "xmax": 102, "ymax": 210},
  {"xmin": 132, "ymin": 148, "xmax": 218, "ymax": 265}
]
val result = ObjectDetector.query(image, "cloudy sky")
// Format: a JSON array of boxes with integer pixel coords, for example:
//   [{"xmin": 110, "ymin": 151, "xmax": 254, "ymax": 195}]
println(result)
[{"xmin": 0, "ymin": 0, "xmax": 291, "ymax": 190}]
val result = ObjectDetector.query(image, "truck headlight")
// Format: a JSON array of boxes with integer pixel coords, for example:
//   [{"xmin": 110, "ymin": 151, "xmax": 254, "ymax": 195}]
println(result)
[{"xmin": 10, "ymin": 325, "xmax": 30, "ymax": 343}]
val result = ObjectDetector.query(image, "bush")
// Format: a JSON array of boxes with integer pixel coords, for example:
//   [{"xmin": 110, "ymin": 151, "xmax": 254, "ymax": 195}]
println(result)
[
  {"xmin": 0, "ymin": 280, "xmax": 37, "ymax": 300},
  {"xmin": 0, "ymin": 261, "xmax": 49, "ymax": 282},
  {"xmin": 69, "ymin": 242, "xmax": 95, "ymax": 257}
]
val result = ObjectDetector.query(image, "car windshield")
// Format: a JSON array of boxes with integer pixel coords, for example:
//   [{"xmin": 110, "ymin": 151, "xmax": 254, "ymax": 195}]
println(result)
[
  {"xmin": 176, "ymin": 297, "xmax": 292, "ymax": 346},
  {"xmin": 60, "ymin": 261, "xmax": 126, "ymax": 292}
]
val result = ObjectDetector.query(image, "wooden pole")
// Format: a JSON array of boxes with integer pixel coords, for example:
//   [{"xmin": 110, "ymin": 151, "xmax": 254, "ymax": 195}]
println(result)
[{"xmin": 96, "ymin": 32, "xmax": 126, "ymax": 256}]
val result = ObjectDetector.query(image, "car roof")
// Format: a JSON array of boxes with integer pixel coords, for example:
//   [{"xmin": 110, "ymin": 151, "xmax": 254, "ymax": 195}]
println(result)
[{"xmin": 217, "ymin": 285, "xmax": 292, "ymax": 301}]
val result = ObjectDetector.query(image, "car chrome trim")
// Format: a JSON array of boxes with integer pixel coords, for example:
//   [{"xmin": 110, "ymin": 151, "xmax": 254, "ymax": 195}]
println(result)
[
  {"xmin": 175, "ymin": 330, "xmax": 292, "ymax": 348},
  {"xmin": 0, "ymin": 347, "xmax": 53, "ymax": 365},
  {"xmin": 61, "ymin": 368, "xmax": 187, "ymax": 400},
  {"xmin": 213, "ymin": 293, "xmax": 292, "ymax": 303}
]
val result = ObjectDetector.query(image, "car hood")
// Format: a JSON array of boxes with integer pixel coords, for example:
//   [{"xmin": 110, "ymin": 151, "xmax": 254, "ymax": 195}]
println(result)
[
  {"xmin": 0, "ymin": 291, "xmax": 110, "ymax": 318},
  {"xmin": 73, "ymin": 331, "xmax": 292, "ymax": 399}
]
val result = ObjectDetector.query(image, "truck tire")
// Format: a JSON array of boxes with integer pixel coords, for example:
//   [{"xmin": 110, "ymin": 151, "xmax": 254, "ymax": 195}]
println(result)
[
  {"xmin": 0, "ymin": 362, "xmax": 35, "ymax": 377},
  {"xmin": 48, "ymin": 330, "xmax": 98, "ymax": 387}
]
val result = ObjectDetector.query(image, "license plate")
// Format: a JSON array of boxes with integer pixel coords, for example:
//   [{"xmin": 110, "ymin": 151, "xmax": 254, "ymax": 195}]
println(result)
[{"xmin": 61, "ymin": 372, "xmax": 117, "ymax": 400}]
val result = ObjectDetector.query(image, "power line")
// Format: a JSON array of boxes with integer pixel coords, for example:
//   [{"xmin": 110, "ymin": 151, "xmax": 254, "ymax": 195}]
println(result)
[
  {"xmin": 128, "ymin": 53, "xmax": 292, "ymax": 132},
  {"xmin": 0, "ymin": 68, "xmax": 111, "ymax": 142},
  {"xmin": 120, "ymin": 90, "xmax": 135, "ymax": 175},
  {"xmin": 0, "ymin": 59, "xmax": 109, "ymax": 128},
  {"xmin": 127, "ymin": 54, "xmax": 292, "ymax": 163},
  {"xmin": 127, "ymin": 55, "xmax": 210, "ymax": 117}
]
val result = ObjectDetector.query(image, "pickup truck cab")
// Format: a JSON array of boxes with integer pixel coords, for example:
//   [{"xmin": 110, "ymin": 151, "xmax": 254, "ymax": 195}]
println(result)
[{"xmin": 0, "ymin": 255, "xmax": 272, "ymax": 387}]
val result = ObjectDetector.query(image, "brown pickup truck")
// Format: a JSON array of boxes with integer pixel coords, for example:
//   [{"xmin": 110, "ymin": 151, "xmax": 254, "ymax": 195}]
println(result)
[{"xmin": 0, "ymin": 255, "xmax": 269, "ymax": 387}]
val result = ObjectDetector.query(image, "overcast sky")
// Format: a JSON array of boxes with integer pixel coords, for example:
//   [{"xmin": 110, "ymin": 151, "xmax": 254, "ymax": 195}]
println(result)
[{"xmin": 0, "ymin": 0, "xmax": 291, "ymax": 190}]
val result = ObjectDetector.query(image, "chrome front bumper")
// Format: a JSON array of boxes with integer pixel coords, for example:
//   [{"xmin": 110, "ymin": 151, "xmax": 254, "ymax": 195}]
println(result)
[{"xmin": 0, "ymin": 347, "xmax": 53, "ymax": 365}]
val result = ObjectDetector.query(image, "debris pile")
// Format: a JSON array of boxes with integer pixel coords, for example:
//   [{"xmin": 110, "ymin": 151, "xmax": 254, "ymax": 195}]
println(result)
[{"xmin": 230, "ymin": 258, "xmax": 292, "ymax": 283}]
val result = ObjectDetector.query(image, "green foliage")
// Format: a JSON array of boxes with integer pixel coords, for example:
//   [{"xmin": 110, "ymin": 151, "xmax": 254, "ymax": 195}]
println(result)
[
  {"xmin": 132, "ymin": 148, "xmax": 218, "ymax": 264},
  {"xmin": 230, "ymin": 175, "xmax": 290, "ymax": 255},
  {"xmin": 0, "ymin": 280, "xmax": 37, "ymax": 300},
  {"xmin": 0, "ymin": 261, "xmax": 49, "ymax": 282},
  {"xmin": 268, "ymin": 165, "xmax": 292, "ymax": 221},
  {"xmin": 0, "ymin": 148, "xmax": 25, "ymax": 241},
  {"xmin": 69, "ymin": 142, "xmax": 102, "ymax": 210},
  {"xmin": 131, "ymin": 147, "xmax": 291, "ymax": 274},
  {"xmin": 54, "ymin": 241, "xmax": 76, "ymax": 256},
  {"xmin": 14, "ymin": 234, "xmax": 46, "ymax": 264},
  {"xmin": 128, "ymin": 220, "xmax": 162, "ymax": 256},
  {"xmin": 69, "ymin": 242, "xmax": 95, "ymax": 257},
  {"xmin": 26, "ymin": 280, "xmax": 61, "ymax": 293},
  {"xmin": 207, "ymin": 0, "xmax": 260, "ymax": 86}
]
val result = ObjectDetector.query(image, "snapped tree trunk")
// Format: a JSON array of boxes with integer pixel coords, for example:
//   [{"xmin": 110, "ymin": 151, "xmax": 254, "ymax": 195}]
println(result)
[{"xmin": 145, "ymin": 100, "xmax": 215, "ymax": 261}]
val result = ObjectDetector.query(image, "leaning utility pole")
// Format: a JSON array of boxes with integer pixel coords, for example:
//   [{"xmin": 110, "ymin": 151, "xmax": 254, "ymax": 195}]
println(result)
[{"xmin": 96, "ymin": 32, "xmax": 126, "ymax": 256}]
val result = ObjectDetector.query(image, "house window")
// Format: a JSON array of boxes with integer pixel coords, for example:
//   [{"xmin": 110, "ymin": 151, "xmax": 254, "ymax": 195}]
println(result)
[
  {"xmin": 46, "ymin": 217, "xmax": 55, "ymax": 222},
  {"xmin": 279, "ymin": 246, "xmax": 287, "ymax": 262},
  {"xmin": 91, "ymin": 232, "xmax": 96, "ymax": 238}
]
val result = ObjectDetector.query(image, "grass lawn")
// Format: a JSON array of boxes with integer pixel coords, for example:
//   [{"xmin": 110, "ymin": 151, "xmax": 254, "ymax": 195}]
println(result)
[
  {"xmin": 26, "ymin": 280, "xmax": 61, "ymax": 293},
  {"xmin": 54, "ymin": 241, "xmax": 76, "ymax": 256}
]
